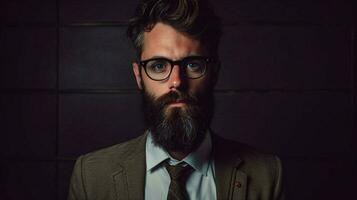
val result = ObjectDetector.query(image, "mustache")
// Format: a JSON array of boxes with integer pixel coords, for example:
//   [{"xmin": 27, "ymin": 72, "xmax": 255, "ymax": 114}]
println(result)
[{"xmin": 155, "ymin": 91, "xmax": 199, "ymax": 107}]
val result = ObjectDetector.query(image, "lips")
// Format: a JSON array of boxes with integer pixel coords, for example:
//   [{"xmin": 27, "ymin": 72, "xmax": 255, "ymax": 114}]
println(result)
[
  {"xmin": 174, "ymin": 99, "xmax": 185, "ymax": 104},
  {"xmin": 157, "ymin": 91, "xmax": 195, "ymax": 107},
  {"xmin": 167, "ymin": 99, "xmax": 187, "ymax": 107}
]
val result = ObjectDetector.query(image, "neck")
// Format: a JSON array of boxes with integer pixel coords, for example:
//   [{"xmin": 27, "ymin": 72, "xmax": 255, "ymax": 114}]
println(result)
[{"xmin": 169, "ymin": 150, "xmax": 190, "ymax": 161}]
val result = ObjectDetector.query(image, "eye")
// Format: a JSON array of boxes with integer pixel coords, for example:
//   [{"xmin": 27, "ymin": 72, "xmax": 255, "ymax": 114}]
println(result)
[
  {"xmin": 186, "ymin": 62, "xmax": 203, "ymax": 72},
  {"xmin": 147, "ymin": 60, "xmax": 169, "ymax": 73}
]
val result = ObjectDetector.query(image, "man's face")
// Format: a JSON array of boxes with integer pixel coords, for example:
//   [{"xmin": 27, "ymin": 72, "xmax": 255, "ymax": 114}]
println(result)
[{"xmin": 132, "ymin": 22, "xmax": 217, "ymax": 152}]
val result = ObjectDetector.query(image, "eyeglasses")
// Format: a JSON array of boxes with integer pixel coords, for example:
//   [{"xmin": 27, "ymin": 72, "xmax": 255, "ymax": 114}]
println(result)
[{"xmin": 139, "ymin": 56, "xmax": 216, "ymax": 81}]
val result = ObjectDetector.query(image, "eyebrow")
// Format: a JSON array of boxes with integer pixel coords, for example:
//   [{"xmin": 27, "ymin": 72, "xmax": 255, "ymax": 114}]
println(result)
[{"xmin": 143, "ymin": 54, "xmax": 205, "ymax": 61}]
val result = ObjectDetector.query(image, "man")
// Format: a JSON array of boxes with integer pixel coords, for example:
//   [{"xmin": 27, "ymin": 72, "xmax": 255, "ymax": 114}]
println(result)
[{"xmin": 68, "ymin": 0, "xmax": 284, "ymax": 199}]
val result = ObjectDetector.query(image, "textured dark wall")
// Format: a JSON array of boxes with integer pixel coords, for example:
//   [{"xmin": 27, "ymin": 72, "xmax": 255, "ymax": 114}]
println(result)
[{"xmin": 0, "ymin": 0, "xmax": 356, "ymax": 199}]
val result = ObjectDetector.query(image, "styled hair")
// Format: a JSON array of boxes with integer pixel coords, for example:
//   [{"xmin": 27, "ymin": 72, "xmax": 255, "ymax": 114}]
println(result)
[{"xmin": 127, "ymin": 0, "xmax": 222, "ymax": 59}]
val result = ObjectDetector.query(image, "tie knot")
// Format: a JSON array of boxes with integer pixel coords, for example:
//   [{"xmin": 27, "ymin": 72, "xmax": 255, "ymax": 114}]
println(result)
[{"xmin": 164, "ymin": 161, "xmax": 193, "ymax": 182}]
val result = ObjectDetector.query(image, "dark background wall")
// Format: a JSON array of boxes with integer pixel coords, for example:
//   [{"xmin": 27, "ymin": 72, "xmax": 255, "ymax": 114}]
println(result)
[{"xmin": 0, "ymin": 0, "xmax": 355, "ymax": 199}]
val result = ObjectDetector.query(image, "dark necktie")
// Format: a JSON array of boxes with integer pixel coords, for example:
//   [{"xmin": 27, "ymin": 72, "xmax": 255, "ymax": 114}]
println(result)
[{"xmin": 165, "ymin": 162, "xmax": 194, "ymax": 200}]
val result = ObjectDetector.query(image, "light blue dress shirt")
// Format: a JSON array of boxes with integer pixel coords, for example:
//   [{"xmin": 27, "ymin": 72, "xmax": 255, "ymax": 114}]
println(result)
[{"xmin": 145, "ymin": 131, "xmax": 217, "ymax": 200}]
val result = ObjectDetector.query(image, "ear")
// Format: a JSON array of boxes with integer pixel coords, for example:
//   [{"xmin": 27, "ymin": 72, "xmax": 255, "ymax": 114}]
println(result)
[
  {"xmin": 132, "ymin": 62, "xmax": 143, "ymax": 90},
  {"xmin": 211, "ymin": 61, "xmax": 221, "ymax": 87}
]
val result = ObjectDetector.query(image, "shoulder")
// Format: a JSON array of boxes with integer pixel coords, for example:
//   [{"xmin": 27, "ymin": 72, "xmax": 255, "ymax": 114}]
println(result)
[
  {"xmin": 68, "ymin": 134, "xmax": 147, "ymax": 199},
  {"xmin": 75, "ymin": 133, "xmax": 147, "ymax": 174},
  {"xmin": 213, "ymin": 134, "xmax": 282, "ymax": 179},
  {"xmin": 213, "ymin": 134, "xmax": 284, "ymax": 199}
]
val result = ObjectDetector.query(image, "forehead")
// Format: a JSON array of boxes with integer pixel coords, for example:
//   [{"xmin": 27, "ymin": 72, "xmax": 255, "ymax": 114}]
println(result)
[{"xmin": 141, "ymin": 23, "xmax": 207, "ymax": 60}]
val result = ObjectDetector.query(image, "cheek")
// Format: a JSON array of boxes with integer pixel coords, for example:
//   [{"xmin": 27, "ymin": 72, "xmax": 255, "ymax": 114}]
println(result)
[
  {"xmin": 188, "ymin": 76, "xmax": 213, "ymax": 95},
  {"xmin": 141, "ymin": 77, "xmax": 168, "ymax": 99}
]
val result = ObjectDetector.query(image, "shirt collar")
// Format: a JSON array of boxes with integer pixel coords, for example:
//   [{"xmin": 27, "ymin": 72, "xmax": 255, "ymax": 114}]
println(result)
[{"xmin": 146, "ymin": 130, "xmax": 212, "ymax": 176}]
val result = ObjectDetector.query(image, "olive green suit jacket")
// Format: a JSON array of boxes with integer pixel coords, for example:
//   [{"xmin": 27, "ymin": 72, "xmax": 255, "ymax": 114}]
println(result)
[{"xmin": 68, "ymin": 133, "xmax": 284, "ymax": 200}]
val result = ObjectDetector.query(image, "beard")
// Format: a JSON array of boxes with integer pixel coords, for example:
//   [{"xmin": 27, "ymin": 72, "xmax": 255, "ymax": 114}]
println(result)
[{"xmin": 141, "ymin": 88, "xmax": 214, "ymax": 153}]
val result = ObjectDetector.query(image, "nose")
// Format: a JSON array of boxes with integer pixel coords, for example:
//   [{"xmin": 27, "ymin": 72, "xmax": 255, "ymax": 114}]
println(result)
[{"xmin": 169, "ymin": 65, "xmax": 184, "ymax": 90}]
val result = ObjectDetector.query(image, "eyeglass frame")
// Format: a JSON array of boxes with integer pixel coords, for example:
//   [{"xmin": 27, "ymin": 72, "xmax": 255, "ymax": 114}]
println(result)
[{"xmin": 138, "ymin": 56, "xmax": 217, "ymax": 81}]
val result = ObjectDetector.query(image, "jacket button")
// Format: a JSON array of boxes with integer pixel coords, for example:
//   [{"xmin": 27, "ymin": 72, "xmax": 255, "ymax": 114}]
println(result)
[{"xmin": 234, "ymin": 181, "xmax": 242, "ymax": 188}]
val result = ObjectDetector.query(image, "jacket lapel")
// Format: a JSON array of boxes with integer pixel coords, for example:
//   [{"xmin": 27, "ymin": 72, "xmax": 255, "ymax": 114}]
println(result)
[
  {"xmin": 231, "ymin": 171, "xmax": 247, "ymax": 200},
  {"xmin": 112, "ymin": 134, "xmax": 147, "ymax": 200},
  {"xmin": 213, "ymin": 134, "xmax": 246, "ymax": 200},
  {"xmin": 122, "ymin": 150, "xmax": 146, "ymax": 199}
]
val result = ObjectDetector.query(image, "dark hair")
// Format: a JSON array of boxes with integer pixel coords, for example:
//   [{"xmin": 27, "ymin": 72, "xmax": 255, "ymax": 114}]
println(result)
[{"xmin": 127, "ymin": 0, "xmax": 222, "ymax": 59}]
